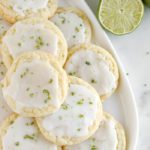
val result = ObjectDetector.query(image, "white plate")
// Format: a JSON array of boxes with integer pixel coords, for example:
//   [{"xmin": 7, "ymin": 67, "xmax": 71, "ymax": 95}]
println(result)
[{"xmin": 58, "ymin": 0, "xmax": 139, "ymax": 150}]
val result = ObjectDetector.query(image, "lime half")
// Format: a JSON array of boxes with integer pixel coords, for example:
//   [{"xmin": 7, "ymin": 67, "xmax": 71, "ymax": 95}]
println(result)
[{"xmin": 98, "ymin": 0, "xmax": 144, "ymax": 35}]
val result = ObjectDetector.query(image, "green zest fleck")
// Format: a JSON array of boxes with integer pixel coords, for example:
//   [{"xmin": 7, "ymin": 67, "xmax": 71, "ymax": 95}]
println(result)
[
  {"xmin": 75, "ymin": 27, "xmax": 80, "ymax": 32},
  {"xmin": 24, "ymin": 133, "xmax": 36, "ymax": 140},
  {"xmin": 77, "ymin": 128, "xmax": 81, "ymax": 132},
  {"xmin": 68, "ymin": 72, "xmax": 76, "ymax": 76},
  {"xmin": 10, "ymin": 121, "xmax": 14, "ymax": 125},
  {"xmin": 48, "ymin": 79, "xmax": 53, "ymax": 84},
  {"xmin": 18, "ymin": 42, "xmax": 22, "ymax": 47},
  {"xmin": 91, "ymin": 145, "xmax": 97, "ymax": 150},
  {"xmin": 0, "ymin": 61, "xmax": 4, "ymax": 65},
  {"xmin": 35, "ymin": 36, "xmax": 44, "ymax": 49},
  {"xmin": 80, "ymin": 24, "xmax": 83, "ymax": 27},
  {"xmin": 26, "ymin": 87, "xmax": 30, "ymax": 91},
  {"xmin": 78, "ymin": 114, "xmax": 84, "ymax": 118},
  {"xmin": 43, "ymin": 89, "xmax": 51, "ymax": 103},
  {"xmin": 0, "ymin": 71, "xmax": 4, "ymax": 76},
  {"xmin": 29, "ymin": 93, "xmax": 34, "ymax": 98},
  {"xmin": 76, "ymin": 99, "xmax": 84, "ymax": 105},
  {"xmin": 15, "ymin": 141, "xmax": 20, "ymax": 146},
  {"xmin": 71, "ymin": 92, "xmax": 75, "ymax": 96},
  {"xmin": 59, "ymin": 15, "xmax": 66, "ymax": 24},
  {"xmin": 91, "ymin": 79, "xmax": 97, "ymax": 84},
  {"xmin": 89, "ymin": 101, "xmax": 93, "ymax": 105},
  {"xmin": 85, "ymin": 61, "xmax": 91, "ymax": 65},
  {"xmin": 72, "ymin": 35, "xmax": 76, "ymax": 38},
  {"xmin": 26, "ymin": 121, "xmax": 34, "ymax": 126},
  {"xmin": 61, "ymin": 104, "xmax": 68, "ymax": 110},
  {"xmin": 20, "ymin": 68, "xmax": 29, "ymax": 78},
  {"xmin": 30, "ymin": 36, "xmax": 34, "ymax": 39}
]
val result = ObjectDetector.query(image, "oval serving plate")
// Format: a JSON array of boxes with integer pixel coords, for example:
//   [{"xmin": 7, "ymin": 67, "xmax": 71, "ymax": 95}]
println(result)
[{"xmin": 58, "ymin": 0, "xmax": 138, "ymax": 150}]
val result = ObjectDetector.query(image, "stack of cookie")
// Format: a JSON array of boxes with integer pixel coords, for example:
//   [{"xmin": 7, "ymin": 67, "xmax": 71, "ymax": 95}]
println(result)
[{"xmin": 0, "ymin": 0, "xmax": 126, "ymax": 150}]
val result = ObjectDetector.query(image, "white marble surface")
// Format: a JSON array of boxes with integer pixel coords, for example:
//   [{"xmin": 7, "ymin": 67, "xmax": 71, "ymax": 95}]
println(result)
[{"xmin": 85, "ymin": 0, "xmax": 150, "ymax": 150}]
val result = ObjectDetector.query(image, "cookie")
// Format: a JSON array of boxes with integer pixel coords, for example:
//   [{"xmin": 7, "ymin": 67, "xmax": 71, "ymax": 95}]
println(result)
[
  {"xmin": 36, "ymin": 76, "xmax": 102, "ymax": 145},
  {"xmin": 64, "ymin": 112, "xmax": 126, "ymax": 150},
  {"xmin": 1, "ymin": 17, "xmax": 68, "ymax": 68},
  {"xmin": 51, "ymin": 7, "xmax": 91, "ymax": 49},
  {"xmin": 0, "ymin": 114, "xmax": 60, "ymax": 150},
  {"xmin": 0, "ymin": 0, "xmax": 58, "ymax": 23},
  {"xmin": 65, "ymin": 44, "xmax": 119, "ymax": 100},
  {"xmin": 0, "ymin": 17, "xmax": 11, "ymax": 43},
  {"xmin": 0, "ymin": 56, "xmax": 12, "ymax": 123},
  {"xmin": 1, "ymin": 51, "xmax": 68, "ymax": 117}
]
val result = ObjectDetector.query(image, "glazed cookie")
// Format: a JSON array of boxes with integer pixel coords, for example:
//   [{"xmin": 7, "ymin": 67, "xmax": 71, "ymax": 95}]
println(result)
[
  {"xmin": 1, "ymin": 17, "xmax": 68, "ymax": 68},
  {"xmin": 0, "ymin": 0, "xmax": 58, "ymax": 23},
  {"xmin": 2, "ymin": 51, "xmax": 68, "ymax": 117},
  {"xmin": 36, "ymin": 76, "xmax": 102, "ymax": 146},
  {"xmin": 0, "ymin": 56, "xmax": 12, "ymax": 124},
  {"xmin": 65, "ymin": 44, "xmax": 119, "ymax": 100},
  {"xmin": 0, "ymin": 114, "xmax": 60, "ymax": 150},
  {"xmin": 0, "ymin": 17, "xmax": 11, "ymax": 43},
  {"xmin": 64, "ymin": 112, "xmax": 126, "ymax": 150},
  {"xmin": 51, "ymin": 7, "xmax": 91, "ymax": 49}
]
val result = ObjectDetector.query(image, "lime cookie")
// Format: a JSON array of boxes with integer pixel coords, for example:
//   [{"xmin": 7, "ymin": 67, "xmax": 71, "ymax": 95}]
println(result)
[
  {"xmin": 1, "ymin": 51, "xmax": 68, "ymax": 117},
  {"xmin": 0, "ymin": 17, "xmax": 11, "ymax": 43},
  {"xmin": 0, "ymin": 56, "xmax": 12, "ymax": 123},
  {"xmin": 0, "ymin": 114, "xmax": 60, "ymax": 150},
  {"xmin": 0, "ymin": 0, "xmax": 58, "ymax": 23},
  {"xmin": 1, "ymin": 17, "xmax": 68, "ymax": 68},
  {"xmin": 64, "ymin": 112, "xmax": 126, "ymax": 150},
  {"xmin": 51, "ymin": 7, "xmax": 91, "ymax": 49},
  {"xmin": 65, "ymin": 44, "xmax": 119, "ymax": 100},
  {"xmin": 36, "ymin": 76, "xmax": 102, "ymax": 146}
]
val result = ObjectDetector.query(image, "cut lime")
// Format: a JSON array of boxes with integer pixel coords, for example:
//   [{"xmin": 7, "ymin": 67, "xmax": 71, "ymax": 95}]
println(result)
[{"xmin": 98, "ymin": 0, "xmax": 144, "ymax": 35}]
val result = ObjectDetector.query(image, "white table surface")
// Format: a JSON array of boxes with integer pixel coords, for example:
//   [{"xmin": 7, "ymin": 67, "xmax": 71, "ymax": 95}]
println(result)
[{"xmin": 85, "ymin": 0, "xmax": 150, "ymax": 150}]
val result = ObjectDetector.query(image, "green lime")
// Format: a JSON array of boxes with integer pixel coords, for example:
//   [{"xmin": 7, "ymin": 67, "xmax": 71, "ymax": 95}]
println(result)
[
  {"xmin": 143, "ymin": 0, "xmax": 150, "ymax": 7},
  {"xmin": 98, "ymin": 0, "xmax": 144, "ymax": 35}
]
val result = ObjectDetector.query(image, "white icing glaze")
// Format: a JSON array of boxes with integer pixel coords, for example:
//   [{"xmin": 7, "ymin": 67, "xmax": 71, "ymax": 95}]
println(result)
[
  {"xmin": 65, "ymin": 50, "xmax": 116, "ymax": 95},
  {"xmin": 0, "ymin": 57, "xmax": 12, "ymax": 123},
  {"xmin": 3, "ymin": 60, "xmax": 60, "ymax": 109},
  {"xmin": 0, "ymin": 17, "xmax": 11, "ymax": 38},
  {"xmin": 3, "ymin": 22, "xmax": 59, "ymax": 59},
  {"xmin": 41, "ymin": 83, "xmax": 99, "ymax": 137},
  {"xmin": 66, "ymin": 118, "xmax": 118, "ymax": 150},
  {"xmin": 51, "ymin": 12, "xmax": 86, "ymax": 48},
  {"xmin": 8, "ymin": 0, "xmax": 49, "ymax": 16},
  {"xmin": 3, "ymin": 117, "xmax": 57, "ymax": 150}
]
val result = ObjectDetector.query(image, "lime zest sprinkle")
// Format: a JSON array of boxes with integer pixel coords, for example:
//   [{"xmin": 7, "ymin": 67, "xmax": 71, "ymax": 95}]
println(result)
[
  {"xmin": 26, "ymin": 121, "xmax": 34, "ymax": 126},
  {"xmin": 76, "ymin": 99, "xmax": 84, "ymax": 105},
  {"xmin": 70, "ymin": 92, "xmax": 75, "ymax": 96},
  {"xmin": 43, "ymin": 89, "xmax": 51, "ymax": 103},
  {"xmin": 24, "ymin": 133, "xmax": 36, "ymax": 140},
  {"xmin": 61, "ymin": 104, "xmax": 68, "ymax": 110},
  {"xmin": 48, "ymin": 79, "xmax": 53, "ymax": 84},
  {"xmin": 20, "ymin": 68, "xmax": 29, "ymax": 78},
  {"xmin": 91, "ymin": 79, "xmax": 97, "ymax": 84},
  {"xmin": 15, "ymin": 141, "xmax": 20, "ymax": 146},
  {"xmin": 77, "ymin": 128, "xmax": 81, "ymax": 131},
  {"xmin": 78, "ymin": 114, "xmax": 84, "ymax": 118},
  {"xmin": 85, "ymin": 61, "xmax": 91, "ymax": 65},
  {"xmin": 29, "ymin": 93, "xmax": 34, "ymax": 98},
  {"xmin": 35, "ymin": 36, "xmax": 44, "ymax": 49},
  {"xmin": 91, "ymin": 145, "xmax": 97, "ymax": 150}
]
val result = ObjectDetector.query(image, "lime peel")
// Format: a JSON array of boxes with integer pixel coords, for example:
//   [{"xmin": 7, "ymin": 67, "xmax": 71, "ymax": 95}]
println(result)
[{"xmin": 98, "ymin": 0, "xmax": 144, "ymax": 35}]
